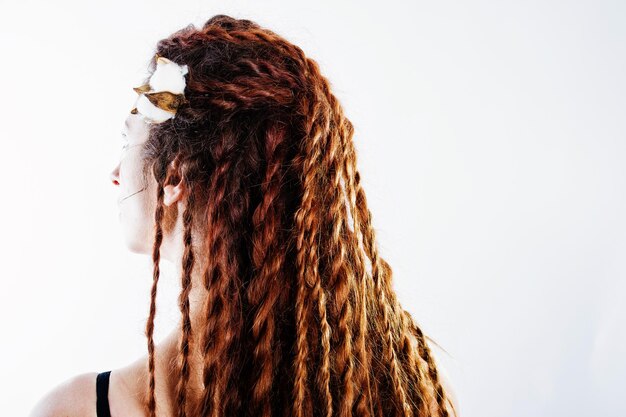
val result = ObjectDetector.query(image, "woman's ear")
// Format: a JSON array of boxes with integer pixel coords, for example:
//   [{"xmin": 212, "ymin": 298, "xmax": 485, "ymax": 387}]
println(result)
[
  {"xmin": 163, "ymin": 181, "xmax": 185, "ymax": 207},
  {"xmin": 163, "ymin": 157, "xmax": 186, "ymax": 207}
]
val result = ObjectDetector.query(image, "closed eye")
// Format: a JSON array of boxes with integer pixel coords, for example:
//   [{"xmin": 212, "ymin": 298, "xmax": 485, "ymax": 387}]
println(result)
[{"xmin": 121, "ymin": 131, "xmax": 129, "ymax": 149}]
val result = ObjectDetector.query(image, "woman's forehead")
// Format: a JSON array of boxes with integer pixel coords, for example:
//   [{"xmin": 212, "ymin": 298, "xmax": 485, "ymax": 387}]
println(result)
[{"xmin": 124, "ymin": 112, "xmax": 148, "ymax": 131}]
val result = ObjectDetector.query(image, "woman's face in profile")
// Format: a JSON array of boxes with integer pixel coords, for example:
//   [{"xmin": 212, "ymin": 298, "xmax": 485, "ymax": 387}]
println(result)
[{"xmin": 109, "ymin": 112, "xmax": 156, "ymax": 254}]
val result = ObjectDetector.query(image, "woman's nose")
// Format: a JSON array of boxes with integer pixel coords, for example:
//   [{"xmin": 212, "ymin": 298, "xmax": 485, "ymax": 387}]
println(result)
[{"xmin": 110, "ymin": 163, "xmax": 120, "ymax": 186}]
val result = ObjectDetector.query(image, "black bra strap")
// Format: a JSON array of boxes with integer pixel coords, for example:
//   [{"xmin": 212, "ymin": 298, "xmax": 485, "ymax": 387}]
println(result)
[{"xmin": 96, "ymin": 371, "xmax": 112, "ymax": 417}]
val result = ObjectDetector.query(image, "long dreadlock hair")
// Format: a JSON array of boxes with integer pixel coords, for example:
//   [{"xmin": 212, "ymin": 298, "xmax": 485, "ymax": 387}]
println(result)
[{"xmin": 136, "ymin": 14, "xmax": 457, "ymax": 417}]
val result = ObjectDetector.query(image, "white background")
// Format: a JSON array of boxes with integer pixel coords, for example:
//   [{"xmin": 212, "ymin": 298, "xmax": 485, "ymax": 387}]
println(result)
[{"xmin": 1, "ymin": 1, "xmax": 624, "ymax": 416}]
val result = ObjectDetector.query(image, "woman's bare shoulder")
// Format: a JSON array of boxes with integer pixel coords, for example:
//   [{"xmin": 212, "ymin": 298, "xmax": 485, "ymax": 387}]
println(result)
[
  {"xmin": 27, "ymin": 361, "xmax": 147, "ymax": 417},
  {"xmin": 28, "ymin": 372, "xmax": 98, "ymax": 417}
]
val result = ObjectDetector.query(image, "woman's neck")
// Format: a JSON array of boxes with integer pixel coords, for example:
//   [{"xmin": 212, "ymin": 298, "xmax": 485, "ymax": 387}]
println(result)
[
  {"xmin": 123, "ymin": 313, "xmax": 209, "ymax": 416},
  {"xmin": 123, "ymin": 245, "xmax": 212, "ymax": 416}
]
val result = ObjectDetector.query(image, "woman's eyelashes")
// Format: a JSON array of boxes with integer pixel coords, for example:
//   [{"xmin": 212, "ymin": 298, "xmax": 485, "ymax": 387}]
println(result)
[{"xmin": 121, "ymin": 131, "xmax": 129, "ymax": 150}]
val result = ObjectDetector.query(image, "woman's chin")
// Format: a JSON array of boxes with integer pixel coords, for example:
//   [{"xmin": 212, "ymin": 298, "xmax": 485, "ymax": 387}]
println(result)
[
  {"xmin": 126, "ymin": 240, "xmax": 148, "ymax": 255},
  {"xmin": 122, "ymin": 228, "xmax": 149, "ymax": 254}
]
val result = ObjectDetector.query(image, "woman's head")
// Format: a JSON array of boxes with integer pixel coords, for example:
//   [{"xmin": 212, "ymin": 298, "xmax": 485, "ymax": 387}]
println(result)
[
  {"xmin": 110, "ymin": 111, "xmax": 194, "ymax": 261},
  {"xmin": 111, "ymin": 14, "xmax": 312, "ymax": 261},
  {"xmin": 111, "ymin": 14, "xmax": 455, "ymax": 417}
]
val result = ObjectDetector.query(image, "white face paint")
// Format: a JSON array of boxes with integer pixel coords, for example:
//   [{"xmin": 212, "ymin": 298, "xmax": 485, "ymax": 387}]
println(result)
[
  {"xmin": 109, "ymin": 112, "xmax": 157, "ymax": 254},
  {"xmin": 109, "ymin": 55, "xmax": 188, "ymax": 256}
]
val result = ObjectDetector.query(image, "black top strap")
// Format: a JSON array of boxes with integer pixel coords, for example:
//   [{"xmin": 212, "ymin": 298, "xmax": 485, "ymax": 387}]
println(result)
[{"xmin": 96, "ymin": 371, "xmax": 112, "ymax": 417}]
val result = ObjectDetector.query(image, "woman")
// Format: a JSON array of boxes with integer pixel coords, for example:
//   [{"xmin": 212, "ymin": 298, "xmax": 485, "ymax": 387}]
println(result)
[{"xmin": 30, "ymin": 14, "xmax": 458, "ymax": 417}]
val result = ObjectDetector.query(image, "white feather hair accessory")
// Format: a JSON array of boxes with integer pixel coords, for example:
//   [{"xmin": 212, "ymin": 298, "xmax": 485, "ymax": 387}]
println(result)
[{"xmin": 130, "ymin": 53, "xmax": 189, "ymax": 123}]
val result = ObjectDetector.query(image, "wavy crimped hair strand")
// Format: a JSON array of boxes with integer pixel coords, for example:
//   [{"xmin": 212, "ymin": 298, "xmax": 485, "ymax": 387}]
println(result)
[{"xmin": 134, "ymin": 14, "xmax": 457, "ymax": 417}]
